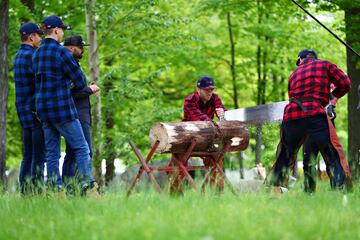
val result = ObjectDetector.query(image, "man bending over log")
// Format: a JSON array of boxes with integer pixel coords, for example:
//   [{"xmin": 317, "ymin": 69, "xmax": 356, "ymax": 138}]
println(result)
[
  {"xmin": 183, "ymin": 76, "xmax": 226, "ymax": 121},
  {"xmin": 180, "ymin": 76, "xmax": 226, "ymax": 190}
]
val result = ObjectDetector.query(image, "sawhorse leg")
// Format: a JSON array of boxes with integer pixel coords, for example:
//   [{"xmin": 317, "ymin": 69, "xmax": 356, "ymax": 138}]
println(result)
[
  {"xmin": 201, "ymin": 156, "xmax": 223, "ymax": 192},
  {"xmin": 202, "ymin": 141, "xmax": 238, "ymax": 196},
  {"xmin": 169, "ymin": 140, "xmax": 198, "ymax": 194},
  {"xmin": 127, "ymin": 141, "xmax": 161, "ymax": 197}
]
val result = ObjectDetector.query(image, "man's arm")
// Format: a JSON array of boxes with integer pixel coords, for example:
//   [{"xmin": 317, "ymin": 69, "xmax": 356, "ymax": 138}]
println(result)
[
  {"xmin": 213, "ymin": 94, "xmax": 226, "ymax": 119},
  {"xmin": 71, "ymin": 84, "xmax": 100, "ymax": 100},
  {"xmin": 71, "ymin": 86, "xmax": 93, "ymax": 100},
  {"xmin": 328, "ymin": 62, "xmax": 351, "ymax": 99},
  {"xmin": 184, "ymin": 100, "xmax": 211, "ymax": 121},
  {"xmin": 60, "ymin": 49, "xmax": 86, "ymax": 90}
]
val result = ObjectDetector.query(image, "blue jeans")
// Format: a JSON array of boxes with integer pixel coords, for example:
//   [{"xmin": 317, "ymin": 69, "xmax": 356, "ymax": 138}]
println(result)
[
  {"xmin": 19, "ymin": 122, "xmax": 45, "ymax": 193},
  {"xmin": 62, "ymin": 121, "xmax": 94, "ymax": 184},
  {"xmin": 43, "ymin": 119, "xmax": 90, "ymax": 189}
]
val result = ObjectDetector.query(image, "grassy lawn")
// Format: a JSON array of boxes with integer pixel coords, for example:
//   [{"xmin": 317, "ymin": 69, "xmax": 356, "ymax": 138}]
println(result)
[{"xmin": 1, "ymin": 183, "xmax": 360, "ymax": 240}]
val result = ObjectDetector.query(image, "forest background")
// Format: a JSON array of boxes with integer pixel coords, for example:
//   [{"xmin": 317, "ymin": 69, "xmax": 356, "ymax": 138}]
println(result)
[{"xmin": 0, "ymin": 0, "xmax": 359, "ymax": 185}]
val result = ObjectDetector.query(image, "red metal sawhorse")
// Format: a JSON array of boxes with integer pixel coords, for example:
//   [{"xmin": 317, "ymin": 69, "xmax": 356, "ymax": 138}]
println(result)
[{"xmin": 126, "ymin": 139, "xmax": 237, "ymax": 197}]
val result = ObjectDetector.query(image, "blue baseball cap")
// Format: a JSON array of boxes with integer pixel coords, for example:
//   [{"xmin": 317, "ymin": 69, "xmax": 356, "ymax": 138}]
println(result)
[
  {"xmin": 296, "ymin": 49, "xmax": 318, "ymax": 66},
  {"xmin": 42, "ymin": 15, "xmax": 71, "ymax": 30},
  {"xmin": 19, "ymin": 22, "xmax": 44, "ymax": 35},
  {"xmin": 197, "ymin": 76, "xmax": 215, "ymax": 90}
]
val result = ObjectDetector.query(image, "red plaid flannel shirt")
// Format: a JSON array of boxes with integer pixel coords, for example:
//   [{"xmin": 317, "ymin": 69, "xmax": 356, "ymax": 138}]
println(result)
[
  {"xmin": 283, "ymin": 58, "xmax": 351, "ymax": 121},
  {"xmin": 182, "ymin": 92, "xmax": 226, "ymax": 121}
]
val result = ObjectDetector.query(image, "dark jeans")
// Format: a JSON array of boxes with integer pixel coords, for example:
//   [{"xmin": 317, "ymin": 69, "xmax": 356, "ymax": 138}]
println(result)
[
  {"xmin": 303, "ymin": 119, "xmax": 335, "ymax": 192},
  {"xmin": 272, "ymin": 115, "xmax": 345, "ymax": 190},
  {"xmin": 19, "ymin": 122, "xmax": 45, "ymax": 193},
  {"xmin": 62, "ymin": 121, "xmax": 94, "ymax": 186},
  {"xmin": 43, "ymin": 119, "xmax": 90, "ymax": 189}
]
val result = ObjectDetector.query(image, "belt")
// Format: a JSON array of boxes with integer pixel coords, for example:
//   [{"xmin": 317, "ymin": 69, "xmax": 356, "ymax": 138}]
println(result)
[{"xmin": 289, "ymin": 97, "xmax": 321, "ymax": 113}]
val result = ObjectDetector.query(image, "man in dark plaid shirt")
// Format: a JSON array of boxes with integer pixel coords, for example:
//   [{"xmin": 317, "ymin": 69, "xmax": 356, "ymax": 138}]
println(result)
[
  {"xmin": 33, "ymin": 16, "xmax": 93, "ymax": 195},
  {"xmin": 14, "ymin": 22, "xmax": 45, "ymax": 194},
  {"xmin": 179, "ymin": 76, "xmax": 226, "ymax": 192},
  {"xmin": 183, "ymin": 76, "xmax": 226, "ymax": 121},
  {"xmin": 268, "ymin": 49, "xmax": 352, "ymax": 192}
]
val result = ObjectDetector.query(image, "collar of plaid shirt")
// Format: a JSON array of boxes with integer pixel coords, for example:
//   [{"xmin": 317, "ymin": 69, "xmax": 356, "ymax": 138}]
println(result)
[
  {"xmin": 41, "ymin": 37, "xmax": 60, "ymax": 46},
  {"xmin": 298, "ymin": 58, "xmax": 315, "ymax": 66},
  {"xmin": 193, "ymin": 91, "xmax": 214, "ymax": 108},
  {"xmin": 19, "ymin": 44, "xmax": 35, "ymax": 51}
]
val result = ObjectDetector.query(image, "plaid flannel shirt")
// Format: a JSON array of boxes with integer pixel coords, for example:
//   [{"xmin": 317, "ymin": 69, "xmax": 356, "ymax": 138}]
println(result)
[
  {"xmin": 13, "ymin": 44, "xmax": 39, "ymax": 129},
  {"xmin": 182, "ymin": 92, "xmax": 226, "ymax": 121},
  {"xmin": 32, "ymin": 38, "xmax": 86, "ymax": 123},
  {"xmin": 283, "ymin": 58, "xmax": 351, "ymax": 122}
]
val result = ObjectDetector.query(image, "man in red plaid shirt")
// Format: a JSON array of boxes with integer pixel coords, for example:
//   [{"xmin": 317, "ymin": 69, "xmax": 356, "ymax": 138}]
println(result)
[
  {"xmin": 268, "ymin": 49, "xmax": 352, "ymax": 192},
  {"xmin": 183, "ymin": 76, "xmax": 226, "ymax": 121},
  {"xmin": 175, "ymin": 76, "xmax": 226, "ymax": 192}
]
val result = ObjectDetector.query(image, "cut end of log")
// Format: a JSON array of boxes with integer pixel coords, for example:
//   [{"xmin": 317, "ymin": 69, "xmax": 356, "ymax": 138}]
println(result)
[
  {"xmin": 230, "ymin": 137, "xmax": 243, "ymax": 146},
  {"xmin": 149, "ymin": 123, "xmax": 170, "ymax": 153}
]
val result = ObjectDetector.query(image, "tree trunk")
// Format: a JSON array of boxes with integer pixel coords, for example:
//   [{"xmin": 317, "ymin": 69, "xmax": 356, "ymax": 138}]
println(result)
[
  {"xmin": 256, "ymin": 44, "xmax": 262, "ymax": 105},
  {"xmin": 261, "ymin": 35, "xmax": 268, "ymax": 105},
  {"xmin": 149, "ymin": 121, "xmax": 249, "ymax": 154},
  {"xmin": 227, "ymin": 11, "xmax": 244, "ymax": 178},
  {"xmin": 255, "ymin": 124, "xmax": 262, "ymax": 165},
  {"xmin": 20, "ymin": 0, "xmax": 34, "ymax": 13},
  {"xmin": 344, "ymin": 6, "xmax": 360, "ymax": 178},
  {"xmin": 255, "ymin": 0, "xmax": 264, "ymax": 166},
  {"xmin": 280, "ymin": 75, "xmax": 286, "ymax": 100},
  {"xmin": 238, "ymin": 151, "xmax": 244, "ymax": 179},
  {"xmin": 227, "ymin": 12, "xmax": 238, "ymax": 109},
  {"xmin": 85, "ymin": 0, "xmax": 102, "ymax": 180},
  {"xmin": 0, "ymin": 0, "xmax": 9, "ymax": 185},
  {"xmin": 103, "ymin": 80, "xmax": 115, "ymax": 185}
]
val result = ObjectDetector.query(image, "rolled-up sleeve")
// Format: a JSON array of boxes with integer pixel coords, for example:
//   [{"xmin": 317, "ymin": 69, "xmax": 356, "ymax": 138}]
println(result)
[{"xmin": 213, "ymin": 94, "xmax": 226, "ymax": 111}]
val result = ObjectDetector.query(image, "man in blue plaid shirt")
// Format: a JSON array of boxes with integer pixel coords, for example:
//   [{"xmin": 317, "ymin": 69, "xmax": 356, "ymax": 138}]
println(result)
[
  {"xmin": 14, "ymin": 22, "xmax": 45, "ymax": 194},
  {"xmin": 33, "ymin": 16, "xmax": 94, "ymax": 195}
]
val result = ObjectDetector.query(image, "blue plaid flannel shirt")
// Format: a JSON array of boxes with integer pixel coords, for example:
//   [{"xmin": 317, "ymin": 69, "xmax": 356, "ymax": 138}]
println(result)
[
  {"xmin": 32, "ymin": 38, "xmax": 86, "ymax": 123},
  {"xmin": 13, "ymin": 44, "xmax": 39, "ymax": 129}
]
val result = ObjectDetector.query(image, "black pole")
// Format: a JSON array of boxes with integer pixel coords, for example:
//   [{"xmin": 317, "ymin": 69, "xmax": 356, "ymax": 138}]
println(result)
[{"xmin": 291, "ymin": 0, "xmax": 360, "ymax": 58}]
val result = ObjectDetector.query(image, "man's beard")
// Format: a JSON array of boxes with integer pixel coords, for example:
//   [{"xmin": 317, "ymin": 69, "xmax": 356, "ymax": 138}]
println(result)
[
  {"xmin": 71, "ymin": 47, "xmax": 83, "ymax": 60},
  {"xmin": 75, "ymin": 53, "xmax": 83, "ymax": 60}
]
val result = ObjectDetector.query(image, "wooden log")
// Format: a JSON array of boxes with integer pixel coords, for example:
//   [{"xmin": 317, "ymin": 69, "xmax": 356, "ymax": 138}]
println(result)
[{"xmin": 149, "ymin": 121, "xmax": 249, "ymax": 153}]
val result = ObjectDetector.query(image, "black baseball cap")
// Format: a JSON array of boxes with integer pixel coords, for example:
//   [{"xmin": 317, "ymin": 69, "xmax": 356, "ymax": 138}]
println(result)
[
  {"xmin": 296, "ymin": 49, "xmax": 318, "ymax": 66},
  {"xmin": 63, "ymin": 35, "xmax": 90, "ymax": 46}
]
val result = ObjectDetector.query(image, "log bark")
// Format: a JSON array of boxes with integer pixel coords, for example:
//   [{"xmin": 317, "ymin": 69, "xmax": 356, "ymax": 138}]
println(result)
[{"xmin": 149, "ymin": 121, "xmax": 249, "ymax": 154}]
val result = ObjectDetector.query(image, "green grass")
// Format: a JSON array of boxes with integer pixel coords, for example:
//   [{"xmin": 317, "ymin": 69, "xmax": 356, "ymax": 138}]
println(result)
[{"xmin": 1, "ymin": 183, "xmax": 360, "ymax": 240}]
